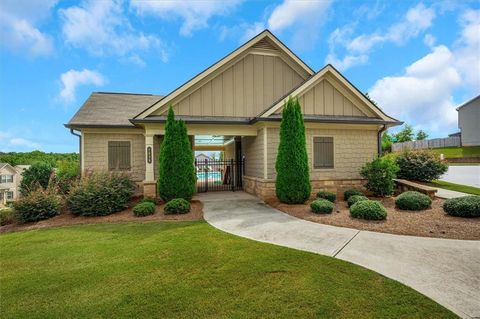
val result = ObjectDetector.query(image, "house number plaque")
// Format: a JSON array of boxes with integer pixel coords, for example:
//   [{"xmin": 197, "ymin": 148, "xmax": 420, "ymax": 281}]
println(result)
[{"xmin": 147, "ymin": 146, "xmax": 152, "ymax": 164}]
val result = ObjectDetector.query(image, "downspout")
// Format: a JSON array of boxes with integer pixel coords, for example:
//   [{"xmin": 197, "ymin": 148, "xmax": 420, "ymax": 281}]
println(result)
[
  {"xmin": 377, "ymin": 125, "xmax": 387, "ymax": 156},
  {"xmin": 69, "ymin": 129, "xmax": 82, "ymax": 173}
]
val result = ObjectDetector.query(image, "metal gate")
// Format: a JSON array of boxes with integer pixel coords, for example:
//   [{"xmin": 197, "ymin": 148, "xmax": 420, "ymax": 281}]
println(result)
[{"xmin": 195, "ymin": 158, "xmax": 245, "ymax": 192}]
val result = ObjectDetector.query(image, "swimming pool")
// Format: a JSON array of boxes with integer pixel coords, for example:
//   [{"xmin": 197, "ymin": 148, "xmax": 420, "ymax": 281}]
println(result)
[{"xmin": 197, "ymin": 171, "xmax": 222, "ymax": 180}]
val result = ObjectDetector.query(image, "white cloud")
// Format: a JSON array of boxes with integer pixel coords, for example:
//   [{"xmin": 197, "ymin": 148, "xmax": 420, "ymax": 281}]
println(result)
[
  {"xmin": 10, "ymin": 138, "xmax": 41, "ymax": 149},
  {"xmin": 0, "ymin": 0, "xmax": 57, "ymax": 57},
  {"xmin": 60, "ymin": 0, "xmax": 168, "ymax": 63},
  {"xmin": 423, "ymin": 34, "xmax": 436, "ymax": 47},
  {"xmin": 131, "ymin": 0, "xmax": 243, "ymax": 36},
  {"xmin": 59, "ymin": 69, "xmax": 107, "ymax": 103},
  {"xmin": 0, "ymin": 131, "xmax": 41, "ymax": 151}
]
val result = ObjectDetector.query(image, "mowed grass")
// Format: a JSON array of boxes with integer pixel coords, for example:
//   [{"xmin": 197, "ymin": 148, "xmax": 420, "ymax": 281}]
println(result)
[
  {"xmin": 428, "ymin": 180, "xmax": 480, "ymax": 196},
  {"xmin": 431, "ymin": 146, "xmax": 480, "ymax": 158},
  {"xmin": 0, "ymin": 221, "xmax": 457, "ymax": 319}
]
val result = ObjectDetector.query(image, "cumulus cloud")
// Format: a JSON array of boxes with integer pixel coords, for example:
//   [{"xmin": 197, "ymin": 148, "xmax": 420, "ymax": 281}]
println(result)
[
  {"xmin": 0, "ymin": 131, "xmax": 41, "ymax": 151},
  {"xmin": 0, "ymin": 0, "xmax": 57, "ymax": 57},
  {"xmin": 59, "ymin": 69, "xmax": 107, "ymax": 103},
  {"xmin": 131, "ymin": 0, "xmax": 243, "ymax": 36},
  {"xmin": 60, "ymin": 0, "xmax": 168, "ymax": 63}
]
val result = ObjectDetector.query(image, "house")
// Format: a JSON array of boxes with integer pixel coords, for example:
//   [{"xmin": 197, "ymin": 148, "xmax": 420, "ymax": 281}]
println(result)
[
  {"xmin": 65, "ymin": 30, "xmax": 401, "ymax": 200},
  {"xmin": 195, "ymin": 153, "xmax": 213, "ymax": 163},
  {"xmin": 0, "ymin": 163, "xmax": 29, "ymax": 206},
  {"xmin": 456, "ymin": 95, "xmax": 480, "ymax": 146}
]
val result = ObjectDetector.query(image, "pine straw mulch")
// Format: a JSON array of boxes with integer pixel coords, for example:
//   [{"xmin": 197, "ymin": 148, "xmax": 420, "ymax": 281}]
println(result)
[
  {"xmin": 266, "ymin": 197, "xmax": 480, "ymax": 240},
  {"xmin": 0, "ymin": 199, "xmax": 203, "ymax": 234}
]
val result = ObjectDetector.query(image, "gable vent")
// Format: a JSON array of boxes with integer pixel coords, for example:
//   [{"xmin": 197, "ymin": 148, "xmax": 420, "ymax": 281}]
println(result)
[{"xmin": 252, "ymin": 39, "xmax": 277, "ymax": 51}]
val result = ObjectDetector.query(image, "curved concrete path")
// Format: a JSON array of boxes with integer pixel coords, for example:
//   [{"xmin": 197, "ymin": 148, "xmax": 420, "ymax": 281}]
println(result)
[{"xmin": 199, "ymin": 192, "xmax": 480, "ymax": 319}]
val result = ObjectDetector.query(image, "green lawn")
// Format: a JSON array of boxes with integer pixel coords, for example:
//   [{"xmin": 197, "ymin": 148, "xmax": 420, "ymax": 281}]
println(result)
[
  {"xmin": 0, "ymin": 221, "xmax": 457, "ymax": 319},
  {"xmin": 431, "ymin": 146, "xmax": 480, "ymax": 158},
  {"xmin": 427, "ymin": 180, "xmax": 480, "ymax": 196}
]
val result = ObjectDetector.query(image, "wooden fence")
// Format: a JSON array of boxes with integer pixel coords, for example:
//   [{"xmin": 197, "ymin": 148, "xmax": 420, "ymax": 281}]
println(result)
[{"xmin": 392, "ymin": 136, "xmax": 461, "ymax": 152}]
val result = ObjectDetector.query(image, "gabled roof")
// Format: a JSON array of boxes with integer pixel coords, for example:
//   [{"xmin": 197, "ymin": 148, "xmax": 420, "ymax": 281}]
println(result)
[
  {"xmin": 0, "ymin": 163, "xmax": 17, "ymax": 174},
  {"xmin": 456, "ymin": 95, "xmax": 479, "ymax": 111},
  {"xmin": 66, "ymin": 92, "xmax": 162, "ymax": 128},
  {"xmin": 259, "ymin": 64, "xmax": 400, "ymax": 123},
  {"xmin": 134, "ymin": 30, "xmax": 315, "ymax": 120}
]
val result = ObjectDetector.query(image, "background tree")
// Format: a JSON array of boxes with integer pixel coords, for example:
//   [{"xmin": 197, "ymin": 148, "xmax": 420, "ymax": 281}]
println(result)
[
  {"xmin": 381, "ymin": 131, "xmax": 393, "ymax": 153},
  {"xmin": 275, "ymin": 97, "xmax": 311, "ymax": 204},
  {"xmin": 394, "ymin": 124, "xmax": 414, "ymax": 142},
  {"xmin": 157, "ymin": 107, "xmax": 196, "ymax": 202},
  {"xmin": 19, "ymin": 162, "xmax": 54, "ymax": 195},
  {"xmin": 416, "ymin": 130, "xmax": 428, "ymax": 140}
]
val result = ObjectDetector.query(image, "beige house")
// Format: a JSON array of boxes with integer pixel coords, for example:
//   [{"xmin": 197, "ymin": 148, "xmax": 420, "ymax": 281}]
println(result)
[
  {"xmin": 0, "ymin": 163, "xmax": 29, "ymax": 206},
  {"xmin": 456, "ymin": 95, "xmax": 480, "ymax": 146},
  {"xmin": 66, "ymin": 30, "xmax": 401, "ymax": 200}
]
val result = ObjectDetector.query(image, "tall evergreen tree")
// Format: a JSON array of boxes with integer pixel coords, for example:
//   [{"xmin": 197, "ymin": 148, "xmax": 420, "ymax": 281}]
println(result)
[
  {"xmin": 158, "ymin": 107, "xmax": 196, "ymax": 202},
  {"xmin": 275, "ymin": 97, "xmax": 311, "ymax": 204}
]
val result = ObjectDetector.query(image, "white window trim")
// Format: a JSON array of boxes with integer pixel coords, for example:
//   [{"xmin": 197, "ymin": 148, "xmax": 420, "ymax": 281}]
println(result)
[
  {"xmin": 107, "ymin": 140, "xmax": 133, "ymax": 172},
  {"xmin": 6, "ymin": 191, "xmax": 14, "ymax": 200},
  {"xmin": 0, "ymin": 175, "xmax": 14, "ymax": 183},
  {"xmin": 311, "ymin": 135, "xmax": 335, "ymax": 171}
]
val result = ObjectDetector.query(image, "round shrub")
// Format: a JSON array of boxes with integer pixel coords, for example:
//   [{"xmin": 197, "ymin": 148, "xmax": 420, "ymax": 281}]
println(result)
[
  {"xmin": 13, "ymin": 189, "xmax": 60, "ymax": 223},
  {"xmin": 0, "ymin": 208, "xmax": 16, "ymax": 226},
  {"xmin": 133, "ymin": 202, "xmax": 156, "ymax": 217},
  {"xmin": 347, "ymin": 195, "xmax": 369, "ymax": 208},
  {"xmin": 164, "ymin": 198, "xmax": 191, "ymax": 215},
  {"xmin": 310, "ymin": 199, "xmax": 334, "ymax": 214},
  {"xmin": 344, "ymin": 188, "xmax": 364, "ymax": 201},
  {"xmin": 395, "ymin": 191, "xmax": 432, "ymax": 211},
  {"xmin": 396, "ymin": 149, "xmax": 448, "ymax": 182},
  {"xmin": 443, "ymin": 196, "xmax": 480, "ymax": 218},
  {"xmin": 350, "ymin": 200, "xmax": 387, "ymax": 220},
  {"xmin": 316, "ymin": 191, "xmax": 336, "ymax": 203},
  {"xmin": 360, "ymin": 157, "xmax": 399, "ymax": 197},
  {"xmin": 141, "ymin": 197, "xmax": 157, "ymax": 205},
  {"xmin": 66, "ymin": 172, "xmax": 135, "ymax": 217}
]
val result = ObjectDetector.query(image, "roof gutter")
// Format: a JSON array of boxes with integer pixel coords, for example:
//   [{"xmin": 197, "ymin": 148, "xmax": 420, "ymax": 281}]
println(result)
[
  {"xmin": 69, "ymin": 129, "xmax": 82, "ymax": 174},
  {"xmin": 377, "ymin": 124, "xmax": 387, "ymax": 156}
]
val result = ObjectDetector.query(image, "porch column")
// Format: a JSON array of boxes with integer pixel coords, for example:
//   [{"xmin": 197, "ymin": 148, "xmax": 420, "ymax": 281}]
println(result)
[{"xmin": 143, "ymin": 133, "xmax": 156, "ymax": 198}]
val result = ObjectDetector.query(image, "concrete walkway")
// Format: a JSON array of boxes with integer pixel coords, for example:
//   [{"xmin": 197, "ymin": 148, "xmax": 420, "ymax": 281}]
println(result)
[
  {"xmin": 436, "ymin": 188, "xmax": 471, "ymax": 199},
  {"xmin": 200, "ymin": 192, "xmax": 480, "ymax": 319}
]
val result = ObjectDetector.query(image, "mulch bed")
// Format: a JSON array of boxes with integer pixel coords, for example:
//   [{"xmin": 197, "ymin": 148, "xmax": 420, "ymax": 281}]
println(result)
[
  {"xmin": 0, "ymin": 199, "xmax": 203, "ymax": 234},
  {"xmin": 266, "ymin": 197, "xmax": 480, "ymax": 240}
]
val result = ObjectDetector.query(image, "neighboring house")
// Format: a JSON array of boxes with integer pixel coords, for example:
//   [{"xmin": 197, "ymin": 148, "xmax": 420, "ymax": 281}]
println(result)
[
  {"xmin": 0, "ymin": 163, "xmax": 29, "ymax": 206},
  {"xmin": 65, "ymin": 30, "xmax": 401, "ymax": 200},
  {"xmin": 195, "ymin": 153, "xmax": 213, "ymax": 163},
  {"xmin": 456, "ymin": 95, "xmax": 480, "ymax": 146}
]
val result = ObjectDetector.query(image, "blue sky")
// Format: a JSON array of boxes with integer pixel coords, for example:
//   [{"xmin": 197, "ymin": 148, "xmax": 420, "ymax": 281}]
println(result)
[{"xmin": 0, "ymin": 0, "xmax": 479, "ymax": 152}]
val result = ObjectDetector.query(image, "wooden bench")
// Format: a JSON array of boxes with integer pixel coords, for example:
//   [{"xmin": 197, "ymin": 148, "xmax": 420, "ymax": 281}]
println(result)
[{"xmin": 394, "ymin": 179, "xmax": 437, "ymax": 199}]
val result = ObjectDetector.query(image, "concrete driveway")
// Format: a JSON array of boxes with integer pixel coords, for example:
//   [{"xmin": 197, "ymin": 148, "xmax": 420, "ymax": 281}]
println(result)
[
  {"xmin": 200, "ymin": 192, "xmax": 480, "ymax": 319},
  {"xmin": 440, "ymin": 165, "xmax": 480, "ymax": 188}
]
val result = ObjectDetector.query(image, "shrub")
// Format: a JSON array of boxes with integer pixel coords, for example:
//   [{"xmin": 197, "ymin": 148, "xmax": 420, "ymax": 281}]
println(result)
[
  {"xmin": 164, "ymin": 198, "xmax": 191, "ymax": 214},
  {"xmin": 350, "ymin": 200, "xmax": 387, "ymax": 220},
  {"xmin": 0, "ymin": 208, "xmax": 16, "ymax": 226},
  {"xmin": 396, "ymin": 149, "xmax": 448, "ymax": 182},
  {"xmin": 316, "ymin": 191, "xmax": 336, "ymax": 202},
  {"xmin": 133, "ymin": 202, "xmax": 156, "ymax": 217},
  {"xmin": 66, "ymin": 172, "xmax": 135, "ymax": 216},
  {"xmin": 347, "ymin": 195, "xmax": 369, "ymax": 208},
  {"xmin": 360, "ymin": 157, "xmax": 399, "ymax": 197},
  {"xmin": 344, "ymin": 188, "xmax": 364, "ymax": 201},
  {"xmin": 395, "ymin": 191, "xmax": 432, "ymax": 211},
  {"xmin": 141, "ymin": 197, "xmax": 157, "ymax": 204},
  {"xmin": 443, "ymin": 196, "xmax": 480, "ymax": 218},
  {"xmin": 19, "ymin": 162, "xmax": 54, "ymax": 195},
  {"xmin": 310, "ymin": 199, "xmax": 334, "ymax": 214},
  {"xmin": 13, "ymin": 189, "xmax": 60, "ymax": 223},
  {"xmin": 275, "ymin": 96, "xmax": 311, "ymax": 204},
  {"xmin": 55, "ymin": 160, "xmax": 80, "ymax": 194},
  {"xmin": 158, "ymin": 107, "xmax": 196, "ymax": 202}
]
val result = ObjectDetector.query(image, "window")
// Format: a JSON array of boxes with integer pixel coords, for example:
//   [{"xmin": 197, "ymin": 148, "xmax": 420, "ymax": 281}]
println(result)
[
  {"xmin": 0, "ymin": 175, "xmax": 13, "ymax": 183},
  {"xmin": 313, "ymin": 137, "xmax": 334, "ymax": 169},
  {"xmin": 6, "ymin": 191, "xmax": 13, "ymax": 200},
  {"xmin": 108, "ymin": 141, "xmax": 131, "ymax": 171}
]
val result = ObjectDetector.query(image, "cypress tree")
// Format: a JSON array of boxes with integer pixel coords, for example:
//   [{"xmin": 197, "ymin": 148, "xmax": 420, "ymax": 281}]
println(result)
[
  {"xmin": 158, "ymin": 106, "xmax": 196, "ymax": 202},
  {"xmin": 275, "ymin": 97, "xmax": 311, "ymax": 203}
]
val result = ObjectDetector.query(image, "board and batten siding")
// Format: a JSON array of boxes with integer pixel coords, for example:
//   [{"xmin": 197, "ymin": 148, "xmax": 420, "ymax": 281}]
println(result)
[
  {"xmin": 168, "ymin": 54, "xmax": 306, "ymax": 118},
  {"xmin": 266, "ymin": 127, "xmax": 377, "ymax": 180},
  {"xmin": 242, "ymin": 129, "xmax": 265, "ymax": 178}
]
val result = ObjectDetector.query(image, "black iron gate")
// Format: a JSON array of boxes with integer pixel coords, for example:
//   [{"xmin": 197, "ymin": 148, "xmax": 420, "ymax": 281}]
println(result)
[{"xmin": 195, "ymin": 158, "xmax": 245, "ymax": 192}]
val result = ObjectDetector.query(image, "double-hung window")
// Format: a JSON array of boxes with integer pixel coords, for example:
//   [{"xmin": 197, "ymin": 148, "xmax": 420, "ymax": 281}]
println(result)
[{"xmin": 0, "ymin": 175, "xmax": 13, "ymax": 183}]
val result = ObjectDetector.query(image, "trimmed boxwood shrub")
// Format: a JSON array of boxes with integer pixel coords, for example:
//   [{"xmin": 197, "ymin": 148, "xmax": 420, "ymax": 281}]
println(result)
[
  {"xmin": 396, "ymin": 149, "xmax": 448, "ymax": 182},
  {"xmin": 13, "ymin": 189, "xmax": 60, "ymax": 223},
  {"xmin": 350, "ymin": 200, "xmax": 387, "ymax": 220},
  {"xmin": 443, "ymin": 196, "xmax": 480, "ymax": 218},
  {"xmin": 164, "ymin": 198, "xmax": 191, "ymax": 214},
  {"xmin": 344, "ymin": 188, "xmax": 364, "ymax": 201},
  {"xmin": 310, "ymin": 199, "xmax": 334, "ymax": 214},
  {"xmin": 66, "ymin": 172, "xmax": 135, "ymax": 217},
  {"xmin": 395, "ymin": 191, "xmax": 432, "ymax": 211},
  {"xmin": 316, "ymin": 191, "xmax": 336, "ymax": 203},
  {"xmin": 347, "ymin": 195, "xmax": 369, "ymax": 208},
  {"xmin": 275, "ymin": 97, "xmax": 311, "ymax": 204},
  {"xmin": 19, "ymin": 162, "xmax": 54, "ymax": 195},
  {"xmin": 360, "ymin": 157, "xmax": 399, "ymax": 197},
  {"xmin": 133, "ymin": 202, "xmax": 156, "ymax": 217},
  {"xmin": 141, "ymin": 197, "xmax": 157, "ymax": 205}
]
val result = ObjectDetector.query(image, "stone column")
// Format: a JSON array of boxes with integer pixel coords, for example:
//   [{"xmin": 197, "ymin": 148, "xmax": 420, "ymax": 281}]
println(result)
[{"xmin": 143, "ymin": 133, "xmax": 156, "ymax": 198}]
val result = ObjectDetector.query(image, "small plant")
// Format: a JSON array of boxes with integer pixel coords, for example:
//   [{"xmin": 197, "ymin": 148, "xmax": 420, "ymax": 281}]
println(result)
[
  {"xmin": 396, "ymin": 149, "xmax": 448, "ymax": 182},
  {"xmin": 55, "ymin": 160, "xmax": 80, "ymax": 194},
  {"xmin": 316, "ymin": 191, "xmax": 336, "ymax": 203},
  {"xmin": 0, "ymin": 208, "xmax": 16, "ymax": 226},
  {"xmin": 360, "ymin": 157, "xmax": 399, "ymax": 197},
  {"xmin": 310, "ymin": 199, "xmax": 334, "ymax": 214},
  {"xmin": 344, "ymin": 188, "xmax": 364, "ymax": 201},
  {"xmin": 13, "ymin": 189, "xmax": 60, "ymax": 223},
  {"xmin": 19, "ymin": 162, "xmax": 54, "ymax": 195},
  {"xmin": 350, "ymin": 200, "xmax": 387, "ymax": 220},
  {"xmin": 141, "ymin": 197, "xmax": 157, "ymax": 204},
  {"xmin": 347, "ymin": 195, "xmax": 369, "ymax": 208},
  {"xmin": 164, "ymin": 198, "xmax": 191, "ymax": 214},
  {"xmin": 395, "ymin": 191, "xmax": 432, "ymax": 211},
  {"xmin": 133, "ymin": 202, "xmax": 156, "ymax": 217},
  {"xmin": 443, "ymin": 196, "xmax": 480, "ymax": 218}
]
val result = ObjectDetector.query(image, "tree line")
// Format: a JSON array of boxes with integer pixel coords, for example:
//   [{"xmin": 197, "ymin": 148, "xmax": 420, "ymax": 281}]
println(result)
[{"xmin": 0, "ymin": 150, "xmax": 79, "ymax": 167}]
